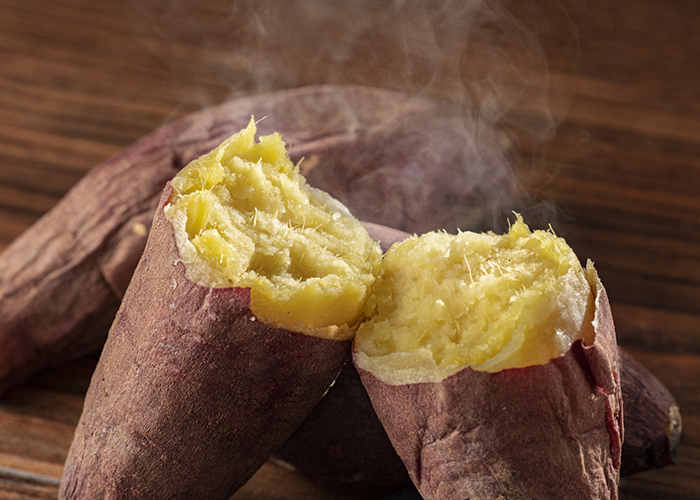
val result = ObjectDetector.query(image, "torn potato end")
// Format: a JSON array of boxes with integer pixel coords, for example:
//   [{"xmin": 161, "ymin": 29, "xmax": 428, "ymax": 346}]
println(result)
[
  {"xmin": 164, "ymin": 117, "xmax": 382, "ymax": 340},
  {"xmin": 354, "ymin": 216, "xmax": 597, "ymax": 384}
]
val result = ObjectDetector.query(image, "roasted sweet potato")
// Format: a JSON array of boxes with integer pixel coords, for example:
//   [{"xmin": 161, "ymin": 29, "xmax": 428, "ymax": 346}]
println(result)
[
  {"xmin": 59, "ymin": 120, "xmax": 383, "ymax": 499},
  {"xmin": 0, "ymin": 84, "xmax": 514, "ymax": 395},
  {"xmin": 353, "ymin": 217, "xmax": 623, "ymax": 499},
  {"xmin": 1, "ymin": 85, "xmax": 680, "ymax": 496},
  {"xmin": 276, "ymin": 225, "xmax": 680, "ymax": 495}
]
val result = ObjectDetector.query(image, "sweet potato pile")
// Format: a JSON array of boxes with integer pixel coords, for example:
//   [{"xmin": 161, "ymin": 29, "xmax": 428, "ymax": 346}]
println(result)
[
  {"xmin": 0, "ymin": 87, "xmax": 683, "ymax": 498},
  {"xmin": 0, "ymin": 85, "xmax": 513, "ymax": 395}
]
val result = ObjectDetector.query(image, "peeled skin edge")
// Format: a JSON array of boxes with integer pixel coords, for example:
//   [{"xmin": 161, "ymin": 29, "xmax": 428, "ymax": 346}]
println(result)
[
  {"xmin": 59, "ymin": 122, "xmax": 381, "ymax": 499},
  {"xmin": 353, "ymin": 229, "xmax": 623, "ymax": 500}
]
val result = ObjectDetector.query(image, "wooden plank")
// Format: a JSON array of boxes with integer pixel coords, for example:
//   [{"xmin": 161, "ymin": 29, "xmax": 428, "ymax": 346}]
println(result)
[{"xmin": 1, "ymin": 0, "xmax": 699, "ymax": 497}]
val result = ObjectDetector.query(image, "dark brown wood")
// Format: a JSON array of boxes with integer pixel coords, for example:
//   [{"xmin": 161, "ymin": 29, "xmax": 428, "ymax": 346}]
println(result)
[{"xmin": 1, "ymin": 0, "xmax": 699, "ymax": 498}]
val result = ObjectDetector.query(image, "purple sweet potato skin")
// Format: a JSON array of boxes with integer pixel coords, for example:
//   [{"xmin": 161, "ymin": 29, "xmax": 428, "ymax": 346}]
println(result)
[
  {"xmin": 275, "ymin": 347, "xmax": 674, "ymax": 496},
  {"xmin": 619, "ymin": 348, "xmax": 681, "ymax": 475},
  {"xmin": 272, "ymin": 361, "xmax": 411, "ymax": 495},
  {"xmin": 355, "ymin": 285, "xmax": 623, "ymax": 500},
  {"xmin": 59, "ymin": 184, "xmax": 350, "ymax": 500},
  {"xmin": 0, "ymin": 84, "xmax": 513, "ymax": 395}
]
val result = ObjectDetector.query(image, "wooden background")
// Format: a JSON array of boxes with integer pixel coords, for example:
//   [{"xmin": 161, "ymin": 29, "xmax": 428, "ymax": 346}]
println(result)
[{"xmin": 1, "ymin": 0, "xmax": 699, "ymax": 498}]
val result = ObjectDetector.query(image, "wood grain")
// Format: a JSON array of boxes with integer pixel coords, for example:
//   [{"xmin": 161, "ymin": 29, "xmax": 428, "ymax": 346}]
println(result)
[{"xmin": 1, "ymin": 0, "xmax": 699, "ymax": 498}]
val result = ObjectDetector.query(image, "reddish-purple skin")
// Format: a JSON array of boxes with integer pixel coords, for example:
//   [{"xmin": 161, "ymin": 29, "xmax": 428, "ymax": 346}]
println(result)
[
  {"xmin": 272, "ymin": 360, "xmax": 412, "ymax": 495},
  {"xmin": 274, "ymin": 346, "xmax": 676, "ymax": 495},
  {"xmin": 59, "ymin": 184, "xmax": 351, "ymax": 500},
  {"xmin": 355, "ymin": 286, "xmax": 623, "ymax": 500},
  {"xmin": 619, "ymin": 348, "xmax": 681, "ymax": 475}
]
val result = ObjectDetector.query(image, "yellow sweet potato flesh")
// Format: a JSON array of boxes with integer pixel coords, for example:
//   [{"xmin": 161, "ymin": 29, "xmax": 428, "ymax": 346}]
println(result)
[
  {"xmin": 164, "ymin": 118, "xmax": 382, "ymax": 339},
  {"xmin": 354, "ymin": 216, "xmax": 596, "ymax": 383}
]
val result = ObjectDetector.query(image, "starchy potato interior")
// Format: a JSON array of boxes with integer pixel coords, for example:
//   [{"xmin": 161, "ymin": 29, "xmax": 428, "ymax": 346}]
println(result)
[
  {"xmin": 164, "ymin": 118, "xmax": 382, "ymax": 340},
  {"xmin": 354, "ymin": 217, "xmax": 596, "ymax": 383}
]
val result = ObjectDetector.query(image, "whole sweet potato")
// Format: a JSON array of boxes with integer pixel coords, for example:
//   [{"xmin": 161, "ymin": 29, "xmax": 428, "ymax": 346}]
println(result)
[
  {"xmin": 0, "ymin": 84, "xmax": 514, "ymax": 395},
  {"xmin": 60, "ymin": 121, "xmax": 383, "ymax": 499},
  {"xmin": 353, "ymin": 217, "xmax": 623, "ymax": 499}
]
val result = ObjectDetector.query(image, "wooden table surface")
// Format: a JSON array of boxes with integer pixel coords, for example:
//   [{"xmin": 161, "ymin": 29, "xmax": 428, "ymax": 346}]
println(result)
[{"xmin": 1, "ymin": 0, "xmax": 699, "ymax": 498}]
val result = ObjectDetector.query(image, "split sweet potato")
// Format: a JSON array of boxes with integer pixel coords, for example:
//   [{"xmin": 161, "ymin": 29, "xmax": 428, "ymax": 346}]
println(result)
[
  {"xmin": 59, "ymin": 120, "xmax": 383, "ymax": 499},
  {"xmin": 353, "ymin": 217, "xmax": 623, "ymax": 499},
  {"xmin": 0, "ymin": 84, "xmax": 514, "ymax": 395},
  {"xmin": 274, "ymin": 224, "xmax": 681, "ymax": 495},
  {"xmin": 0, "ymin": 84, "xmax": 682, "ymax": 495}
]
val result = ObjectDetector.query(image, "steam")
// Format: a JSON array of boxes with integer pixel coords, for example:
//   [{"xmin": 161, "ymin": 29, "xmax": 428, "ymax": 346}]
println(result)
[{"xmin": 129, "ymin": 0, "xmax": 577, "ymax": 233}]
